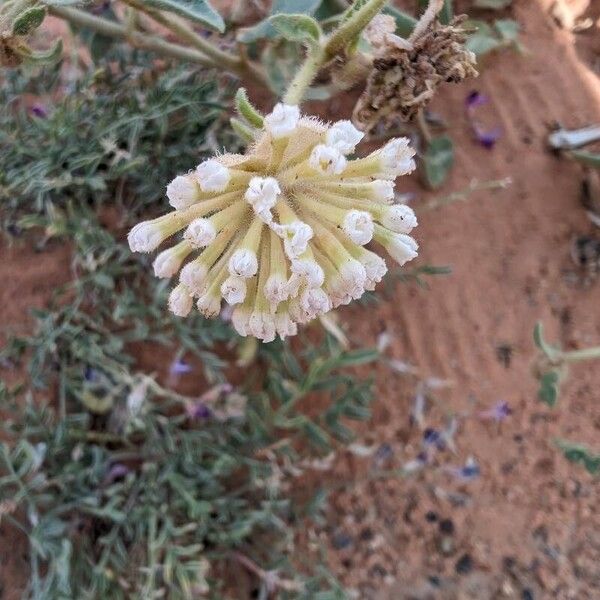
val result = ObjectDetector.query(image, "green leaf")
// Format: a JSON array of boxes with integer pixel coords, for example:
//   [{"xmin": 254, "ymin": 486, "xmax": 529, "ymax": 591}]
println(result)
[
  {"xmin": 570, "ymin": 149, "xmax": 600, "ymax": 168},
  {"xmin": 556, "ymin": 440, "xmax": 600, "ymax": 475},
  {"xmin": 422, "ymin": 135, "xmax": 454, "ymax": 189},
  {"xmin": 234, "ymin": 88, "xmax": 264, "ymax": 128},
  {"xmin": 533, "ymin": 321, "xmax": 560, "ymax": 359},
  {"xmin": 474, "ymin": 0, "xmax": 512, "ymax": 8},
  {"xmin": 17, "ymin": 38, "xmax": 63, "ymax": 65},
  {"xmin": 418, "ymin": 0, "xmax": 452, "ymax": 25},
  {"xmin": 494, "ymin": 18, "xmax": 519, "ymax": 41},
  {"xmin": 538, "ymin": 370, "xmax": 560, "ymax": 407},
  {"xmin": 238, "ymin": 0, "xmax": 322, "ymax": 43},
  {"xmin": 142, "ymin": 0, "xmax": 224, "ymax": 32},
  {"xmin": 383, "ymin": 5, "xmax": 417, "ymax": 38},
  {"xmin": 269, "ymin": 14, "xmax": 322, "ymax": 46},
  {"xmin": 465, "ymin": 20, "xmax": 501, "ymax": 56},
  {"xmin": 12, "ymin": 6, "xmax": 46, "ymax": 36}
]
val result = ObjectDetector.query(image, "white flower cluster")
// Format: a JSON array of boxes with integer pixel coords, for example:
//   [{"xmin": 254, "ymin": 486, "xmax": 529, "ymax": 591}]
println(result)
[{"xmin": 128, "ymin": 103, "xmax": 418, "ymax": 342}]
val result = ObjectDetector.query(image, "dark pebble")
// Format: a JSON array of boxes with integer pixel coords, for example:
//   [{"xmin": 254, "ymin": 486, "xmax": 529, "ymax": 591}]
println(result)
[
  {"xmin": 428, "ymin": 575, "xmax": 441, "ymax": 587},
  {"xmin": 359, "ymin": 527, "xmax": 374, "ymax": 541},
  {"xmin": 522, "ymin": 590, "xmax": 534, "ymax": 600},
  {"xmin": 439, "ymin": 518, "xmax": 454, "ymax": 535},
  {"xmin": 332, "ymin": 530, "xmax": 353, "ymax": 550},
  {"xmin": 425, "ymin": 511, "xmax": 438, "ymax": 523},
  {"xmin": 455, "ymin": 553, "xmax": 473, "ymax": 575}
]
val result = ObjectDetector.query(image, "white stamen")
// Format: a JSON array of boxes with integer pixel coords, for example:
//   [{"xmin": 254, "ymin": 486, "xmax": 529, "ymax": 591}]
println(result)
[
  {"xmin": 166, "ymin": 175, "xmax": 199, "ymax": 209},
  {"xmin": 195, "ymin": 159, "xmax": 231, "ymax": 192},
  {"xmin": 245, "ymin": 177, "xmax": 281, "ymax": 221},
  {"xmin": 128, "ymin": 221, "xmax": 167, "ymax": 253},
  {"xmin": 153, "ymin": 247, "xmax": 185, "ymax": 278},
  {"xmin": 326, "ymin": 120, "xmax": 364, "ymax": 155},
  {"xmin": 280, "ymin": 221, "xmax": 313, "ymax": 259},
  {"xmin": 382, "ymin": 204, "xmax": 418, "ymax": 233},
  {"xmin": 386, "ymin": 233, "xmax": 419, "ymax": 266},
  {"xmin": 197, "ymin": 293, "xmax": 221, "ymax": 318},
  {"xmin": 309, "ymin": 144, "xmax": 347, "ymax": 175},
  {"xmin": 264, "ymin": 103, "xmax": 300, "ymax": 139},
  {"xmin": 183, "ymin": 218, "xmax": 216, "ymax": 248},
  {"xmin": 342, "ymin": 210, "xmax": 374, "ymax": 245},
  {"xmin": 221, "ymin": 276, "xmax": 247, "ymax": 305},
  {"xmin": 228, "ymin": 249, "xmax": 258, "ymax": 278},
  {"xmin": 168, "ymin": 285, "xmax": 193, "ymax": 317}
]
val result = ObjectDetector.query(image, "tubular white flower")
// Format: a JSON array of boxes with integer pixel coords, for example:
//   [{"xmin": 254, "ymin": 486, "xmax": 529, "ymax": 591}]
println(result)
[
  {"xmin": 168, "ymin": 284, "xmax": 193, "ymax": 317},
  {"xmin": 153, "ymin": 244, "xmax": 189, "ymax": 278},
  {"xmin": 339, "ymin": 259, "xmax": 367, "ymax": 299},
  {"xmin": 378, "ymin": 138, "xmax": 417, "ymax": 178},
  {"xmin": 245, "ymin": 177, "xmax": 281, "ymax": 221},
  {"xmin": 291, "ymin": 258, "xmax": 325, "ymax": 288},
  {"xmin": 197, "ymin": 293, "xmax": 221, "ymax": 318},
  {"xmin": 128, "ymin": 221, "xmax": 169, "ymax": 253},
  {"xmin": 371, "ymin": 180, "xmax": 395, "ymax": 202},
  {"xmin": 382, "ymin": 204, "xmax": 418, "ymax": 234},
  {"xmin": 264, "ymin": 273, "xmax": 289, "ymax": 308},
  {"xmin": 358, "ymin": 250, "xmax": 388, "ymax": 290},
  {"xmin": 196, "ymin": 159, "xmax": 231, "ymax": 192},
  {"xmin": 166, "ymin": 175, "xmax": 199, "ymax": 209},
  {"xmin": 280, "ymin": 221, "xmax": 313, "ymax": 259},
  {"xmin": 300, "ymin": 287, "xmax": 331, "ymax": 317},
  {"xmin": 326, "ymin": 120, "xmax": 364, "ymax": 155},
  {"xmin": 248, "ymin": 311, "xmax": 276, "ymax": 343},
  {"xmin": 275, "ymin": 310, "xmax": 297, "ymax": 339},
  {"xmin": 184, "ymin": 218, "xmax": 216, "ymax": 248},
  {"xmin": 231, "ymin": 306, "xmax": 251, "ymax": 337},
  {"xmin": 342, "ymin": 210, "xmax": 374, "ymax": 245},
  {"xmin": 385, "ymin": 233, "xmax": 419, "ymax": 266},
  {"xmin": 221, "ymin": 275, "xmax": 247, "ymax": 305},
  {"xmin": 309, "ymin": 144, "xmax": 347, "ymax": 175},
  {"xmin": 264, "ymin": 103, "xmax": 300, "ymax": 138},
  {"xmin": 228, "ymin": 249, "xmax": 258, "ymax": 278},
  {"xmin": 180, "ymin": 260, "xmax": 208, "ymax": 292}
]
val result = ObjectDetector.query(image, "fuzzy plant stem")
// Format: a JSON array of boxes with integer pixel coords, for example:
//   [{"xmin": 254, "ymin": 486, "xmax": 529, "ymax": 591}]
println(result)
[
  {"xmin": 283, "ymin": 0, "xmax": 389, "ymax": 105},
  {"xmin": 48, "ymin": 5, "xmax": 217, "ymax": 66},
  {"xmin": 561, "ymin": 346, "xmax": 600, "ymax": 363},
  {"xmin": 121, "ymin": 0, "xmax": 265, "ymax": 83}
]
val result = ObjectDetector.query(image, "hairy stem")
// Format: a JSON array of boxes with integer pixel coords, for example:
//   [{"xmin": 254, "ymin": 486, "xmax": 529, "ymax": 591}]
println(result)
[
  {"xmin": 562, "ymin": 346, "xmax": 600, "ymax": 363},
  {"xmin": 283, "ymin": 45, "xmax": 325, "ymax": 105},
  {"xmin": 48, "ymin": 5, "xmax": 216, "ymax": 67}
]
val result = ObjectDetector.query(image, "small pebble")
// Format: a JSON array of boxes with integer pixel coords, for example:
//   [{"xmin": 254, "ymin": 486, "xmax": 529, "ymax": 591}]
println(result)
[
  {"xmin": 455, "ymin": 553, "xmax": 473, "ymax": 575},
  {"xmin": 522, "ymin": 589, "xmax": 534, "ymax": 600},
  {"xmin": 425, "ymin": 511, "xmax": 438, "ymax": 523},
  {"xmin": 439, "ymin": 518, "xmax": 455, "ymax": 535},
  {"xmin": 332, "ymin": 530, "xmax": 353, "ymax": 550}
]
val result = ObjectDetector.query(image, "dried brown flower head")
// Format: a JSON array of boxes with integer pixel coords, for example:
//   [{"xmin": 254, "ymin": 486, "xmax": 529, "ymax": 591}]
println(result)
[{"xmin": 353, "ymin": 12, "xmax": 478, "ymax": 131}]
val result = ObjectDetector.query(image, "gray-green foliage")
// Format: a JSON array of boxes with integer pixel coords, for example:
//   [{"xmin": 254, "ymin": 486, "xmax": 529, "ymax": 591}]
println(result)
[{"xmin": 0, "ymin": 61, "xmax": 376, "ymax": 598}]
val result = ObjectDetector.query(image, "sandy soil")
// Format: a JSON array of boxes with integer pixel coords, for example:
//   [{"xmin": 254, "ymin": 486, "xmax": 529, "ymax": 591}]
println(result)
[{"xmin": 1, "ymin": 0, "xmax": 600, "ymax": 598}]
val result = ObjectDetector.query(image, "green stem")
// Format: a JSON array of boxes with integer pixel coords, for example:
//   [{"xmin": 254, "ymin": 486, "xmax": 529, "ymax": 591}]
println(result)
[
  {"xmin": 48, "ymin": 5, "xmax": 216, "ymax": 67},
  {"xmin": 324, "ymin": 0, "xmax": 389, "ymax": 58},
  {"xmin": 282, "ymin": 45, "xmax": 325, "ymax": 105},
  {"xmin": 121, "ymin": 0, "xmax": 239, "ymax": 70},
  {"xmin": 562, "ymin": 346, "xmax": 600, "ymax": 363}
]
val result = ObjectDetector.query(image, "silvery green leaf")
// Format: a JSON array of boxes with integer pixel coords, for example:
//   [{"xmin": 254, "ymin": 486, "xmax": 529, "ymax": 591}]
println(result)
[
  {"xmin": 422, "ymin": 135, "xmax": 454, "ymax": 189},
  {"xmin": 142, "ymin": 0, "xmax": 224, "ymax": 32},
  {"xmin": 269, "ymin": 14, "xmax": 322, "ymax": 47},
  {"xmin": 12, "ymin": 6, "xmax": 46, "ymax": 36},
  {"xmin": 494, "ymin": 18, "xmax": 519, "ymax": 41},
  {"xmin": 238, "ymin": 0, "xmax": 322, "ymax": 43}
]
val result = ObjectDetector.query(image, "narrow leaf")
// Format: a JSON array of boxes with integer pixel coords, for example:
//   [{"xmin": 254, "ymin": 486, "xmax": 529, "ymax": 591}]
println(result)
[
  {"xmin": 422, "ymin": 135, "xmax": 454, "ymax": 189},
  {"xmin": 269, "ymin": 14, "xmax": 322, "ymax": 46},
  {"xmin": 12, "ymin": 6, "xmax": 46, "ymax": 36},
  {"xmin": 142, "ymin": 0, "xmax": 224, "ymax": 32}
]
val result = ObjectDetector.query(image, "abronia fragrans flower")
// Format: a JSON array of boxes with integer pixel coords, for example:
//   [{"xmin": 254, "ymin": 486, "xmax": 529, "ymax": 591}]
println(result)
[{"xmin": 128, "ymin": 104, "xmax": 419, "ymax": 342}]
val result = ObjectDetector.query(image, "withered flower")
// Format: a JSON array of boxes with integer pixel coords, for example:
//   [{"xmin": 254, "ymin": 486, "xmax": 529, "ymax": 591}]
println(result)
[{"xmin": 353, "ymin": 1, "xmax": 478, "ymax": 131}]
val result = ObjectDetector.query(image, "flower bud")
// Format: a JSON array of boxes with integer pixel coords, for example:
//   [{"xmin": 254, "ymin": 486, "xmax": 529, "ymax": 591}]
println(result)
[
  {"xmin": 228, "ymin": 249, "xmax": 258, "ymax": 278},
  {"xmin": 264, "ymin": 273, "xmax": 289, "ymax": 308},
  {"xmin": 168, "ymin": 284, "xmax": 193, "ymax": 317},
  {"xmin": 342, "ymin": 210, "xmax": 374, "ymax": 245},
  {"xmin": 326, "ymin": 120, "xmax": 364, "ymax": 155},
  {"xmin": 180, "ymin": 260, "xmax": 208, "ymax": 292},
  {"xmin": 382, "ymin": 204, "xmax": 417, "ymax": 233},
  {"xmin": 197, "ymin": 293, "xmax": 221, "ymax": 318},
  {"xmin": 196, "ymin": 159, "xmax": 231, "ymax": 192},
  {"xmin": 221, "ymin": 275, "xmax": 247, "ymax": 305},
  {"xmin": 166, "ymin": 175, "xmax": 199, "ymax": 209},
  {"xmin": 379, "ymin": 138, "xmax": 417, "ymax": 178},
  {"xmin": 264, "ymin": 103, "xmax": 300, "ymax": 139},
  {"xmin": 184, "ymin": 218, "xmax": 216, "ymax": 248},
  {"xmin": 153, "ymin": 243, "xmax": 189, "ymax": 278},
  {"xmin": 385, "ymin": 233, "xmax": 419, "ymax": 266}
]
